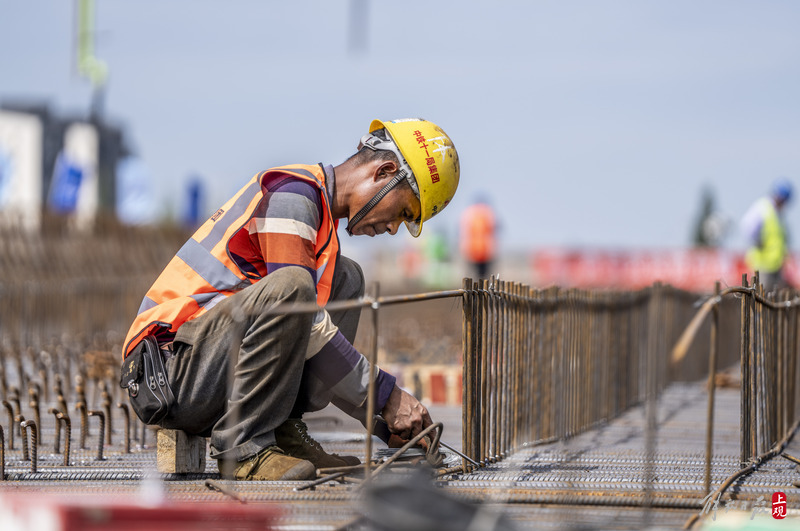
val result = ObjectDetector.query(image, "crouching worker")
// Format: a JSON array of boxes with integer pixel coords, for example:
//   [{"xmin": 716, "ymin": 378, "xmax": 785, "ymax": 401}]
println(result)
[{"xmin": 119, "ymin": 119, "xmax": 460, "ymax": 480}]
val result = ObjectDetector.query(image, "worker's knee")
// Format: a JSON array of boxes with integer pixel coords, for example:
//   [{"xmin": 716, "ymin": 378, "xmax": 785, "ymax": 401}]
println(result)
[{"xmin": 255, "ymin": 266, "xmax": 316, "ymax": 303}]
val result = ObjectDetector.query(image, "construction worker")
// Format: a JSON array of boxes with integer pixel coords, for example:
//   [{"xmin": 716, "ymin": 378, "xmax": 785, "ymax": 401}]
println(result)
[
  {"xmin": 460, "ymin": 196, "xmax": 497, "ymax": 279},
  {"xmin": 741, "ymin": 178, "xmax": 793, "ymax": 290},
  {"xmin": 119, "ymin": 118, "xmax": 460, "ymax": 481}
]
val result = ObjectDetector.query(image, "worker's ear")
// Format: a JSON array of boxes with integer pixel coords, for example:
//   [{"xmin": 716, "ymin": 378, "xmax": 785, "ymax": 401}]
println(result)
[{"xmin": 373, "ymin": 159, "xmax": 399, "ymax": 183}]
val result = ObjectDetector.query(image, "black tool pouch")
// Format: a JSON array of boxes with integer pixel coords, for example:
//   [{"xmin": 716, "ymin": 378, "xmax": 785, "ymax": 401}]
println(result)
[{"xmin": 119, "ymin": 335, "xmax": 176, "ymax": 425}]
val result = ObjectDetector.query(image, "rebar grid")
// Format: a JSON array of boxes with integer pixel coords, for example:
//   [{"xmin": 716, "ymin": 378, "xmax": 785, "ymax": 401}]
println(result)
[
  {"xmin": 460, "ymin": 278, "xmax": 705, "ymax": 469},
  {"xmin": 671, "ymin": 274, "xmax": 800, "ymax": 528},
  {"xmin": 739, "ymin": 275, "xmax": 800, "ymax": 463},
  {"xmin": 672, "ymin": 274, "xmax": 800, "ymax": 465},
  {"xmin": 0, "ymin": 274, "xmax": 730, "ymax": 486}
]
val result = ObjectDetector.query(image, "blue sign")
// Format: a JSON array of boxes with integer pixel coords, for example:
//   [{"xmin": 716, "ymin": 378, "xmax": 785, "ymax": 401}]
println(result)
[
  {"xmin": 0, "ymin": 147, "xmax": 12, "ymax": 206},
  {"xmin": 48, "ymin": 153, "xmax": 84, "ymax": 214}
]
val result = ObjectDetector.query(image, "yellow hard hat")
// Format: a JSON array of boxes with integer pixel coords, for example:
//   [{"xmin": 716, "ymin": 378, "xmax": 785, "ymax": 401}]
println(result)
[{"xmin": 369, "ymin": 118, "xmax": 460, "ymax": 237}]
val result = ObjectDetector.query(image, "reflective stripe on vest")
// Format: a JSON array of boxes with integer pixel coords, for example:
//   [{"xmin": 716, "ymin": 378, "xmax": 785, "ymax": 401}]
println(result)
[{"xmin": 122, "ymin": 164, "xmax": 339, "ymax": 358}]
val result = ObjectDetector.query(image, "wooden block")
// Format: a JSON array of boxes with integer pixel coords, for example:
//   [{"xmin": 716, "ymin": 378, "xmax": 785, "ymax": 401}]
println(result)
[{"xmin": 156, "ymin": 429, "xmax": 206, "ymax": 473}]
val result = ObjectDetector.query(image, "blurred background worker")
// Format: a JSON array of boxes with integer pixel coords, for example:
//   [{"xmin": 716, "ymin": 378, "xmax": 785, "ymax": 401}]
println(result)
[
  {"xmin": 740, "ymin": 178, "xmax": 793, "ymax": 290},
  {"xmin": 460, "ymin": 196, "xmax": 497, "ymax": 279}
]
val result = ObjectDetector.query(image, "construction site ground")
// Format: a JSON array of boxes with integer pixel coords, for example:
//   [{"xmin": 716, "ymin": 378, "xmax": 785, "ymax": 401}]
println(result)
[{"xmin": 2, "ymin": 374, "xmax": 800, "ymax": 530}]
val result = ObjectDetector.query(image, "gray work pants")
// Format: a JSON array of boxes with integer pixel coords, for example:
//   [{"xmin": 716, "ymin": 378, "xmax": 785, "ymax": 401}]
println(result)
[{"xmin": 159, "ymin": 256, "xmax": 364, "ymax": 462}]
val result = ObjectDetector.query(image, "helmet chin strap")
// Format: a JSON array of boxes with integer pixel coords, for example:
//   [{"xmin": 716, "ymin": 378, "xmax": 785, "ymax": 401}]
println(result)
[{"xmin": 345, "ymin": 170, "xmax": 407, "ymax": 236}]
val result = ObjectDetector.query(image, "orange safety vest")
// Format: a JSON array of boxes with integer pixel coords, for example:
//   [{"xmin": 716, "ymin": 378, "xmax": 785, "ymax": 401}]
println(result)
[
  {"xmin": 460, "ymin": 203, "xmax": 496, "ymax": 263},
  {"xmin": 122, "ymin": 164, "xmax": 339, "ymax": 358}
]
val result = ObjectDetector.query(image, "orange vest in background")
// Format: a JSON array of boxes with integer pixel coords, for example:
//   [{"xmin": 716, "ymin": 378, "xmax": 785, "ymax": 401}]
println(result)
[
  {"xmin": 460, "ymin": 203, "xmax": 496, "ymax": 264},
  {"xmin": 122, "ymin": 164, "xmax": 339, "ymax": 358}
]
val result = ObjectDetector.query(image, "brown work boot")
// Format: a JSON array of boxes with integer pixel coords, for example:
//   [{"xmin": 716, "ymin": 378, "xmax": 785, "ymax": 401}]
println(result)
[
  {"xmin": 218, "ymin": 446, "xmax": 315, "ymax": 481},
  {"xmin": 275, "ymin": 418, "xmax": 361, "ymax": 469}
]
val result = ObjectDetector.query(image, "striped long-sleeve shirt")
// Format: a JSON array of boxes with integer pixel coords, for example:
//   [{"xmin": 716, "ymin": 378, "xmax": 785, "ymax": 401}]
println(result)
[{"xmin": 243, "ymin": 166, "xmax": 396, "ymax": 413}]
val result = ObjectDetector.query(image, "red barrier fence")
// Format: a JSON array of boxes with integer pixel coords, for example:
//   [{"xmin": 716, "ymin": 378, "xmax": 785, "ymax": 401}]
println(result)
[{"xmin": 532, "ymin": 248, "xmax": 800, "ymax": 292}]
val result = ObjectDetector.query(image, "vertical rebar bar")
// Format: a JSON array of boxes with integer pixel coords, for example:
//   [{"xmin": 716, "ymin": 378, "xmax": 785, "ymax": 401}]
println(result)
[
  {"xmin": 75, "ymin": 375, "xmax": 87, "ymax": 411},
  {"xmin": 512, "ymin": 283, "xmax": 523, "ymax": 452},
  {"xmin": 789, "ymin": 302, "xmax": 799, "ymax": 434},
  {"xmin": 140, "ymin": 418, "xmax": 148, "ymax": 448},
  {"xmin": 544, "ymin": 287, "xmax": 557, "ymax": 440},
  {"xmin": 1, "ymin": 401, "xmax": 13, "ymax": 450},
  {"xmin": 740, "ymin": 274, "xmax": 751, "ymax": 466},
  {"xmin": 524, "ymin": 286, "xmax": 534, "ymax": 444},
  {"xmin": 87, "ymin": 410, "xmax": 105, "ymax": 461},
  {"xmin": 754, "ymin": 276, "xmax": 766, "ymax": 455},
  {"xmin": 117, "ymin": 402, "xmax": 130, "ymax": 454},
  {"xmin": 0, "ymin": 425, "xmax": 4, "ymax": 480},
  {"xmin": 57, "ymin": 394, "xmax": 68, "ymax": 417},
  {"xmin": 643, "ymin": 283, "xmax": 661, "ymax": 523},
  {"xmin": 49, "ymin": 408, "xmax": 62, "ymax": 453},
  {"xmin": 101, "ymin": 384, "xmax": 112, "ymax": 445},
  {"xmin": 704, "ymin": 282, "xmax": 720, "ymax": 495},
  {"xmin": 20, "ymin": 419, "xmax": 37, "ymax": 473},
  {"xmin": 15, "ymin": 414, "xmax": 26, "ymax": 459},
  {"xmin": 0, "ymin": 362, "xmax": 6, "ymax": 399},
  {"xmin": 39, "ymin": 368, "xmax": 49, "ymax": 404},
  {"xmin": 494, "ymin": 278, "xmax": 503, "ymax": 459},
  {"xmin": 497, "ymin": 279, "xmax": 505, "ymax": 458},
  {"xmin": 478, "ymin": 278, "xmax": 488, "ymax": 464},
  {"xmin": 57, "ymin": 412, "xmax": 71, "ymax": 466},
  {"xmin": 8, "ymin": 390, "xmax": 21, "ymax": 427},
  {"xmin": 487, "ymin": 276, "xmax": 494, "ymax": 461},
  {"xmin": 53, "ymin": 374, "xmax": 63, "ymax": 405},
  {"xmin": 779, "ymin": 291, "xmax": 789, "ymax": 437},
  {"xmin": 750, "ymin": 276, "xmax": 758, "ymax": 460},
  {"xmin": 76, "ymin": 401, "xmax": 88, "ymax": 449},
  {"xmin": 28, "ymin": 387, "xmax": 40, "ymax": 446},
  {"xmin": 461, "ymin": 278, "xmax": 474, "ymax": 468},
  {"xmin": 363, "ymin": 282, "xmax": 379, "ymax": 481}
]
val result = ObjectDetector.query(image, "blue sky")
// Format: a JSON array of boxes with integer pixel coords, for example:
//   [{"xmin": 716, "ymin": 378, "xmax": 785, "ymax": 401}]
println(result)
[{"xmin": 2, "ymin": 1, "xmax": 799, "ymax": 252}]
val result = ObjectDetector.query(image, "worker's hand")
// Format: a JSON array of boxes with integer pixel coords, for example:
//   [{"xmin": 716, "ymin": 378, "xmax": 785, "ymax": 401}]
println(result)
[{"xmin": 380, "ymin": 385, "xmax": 432, "ymax": 441}]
